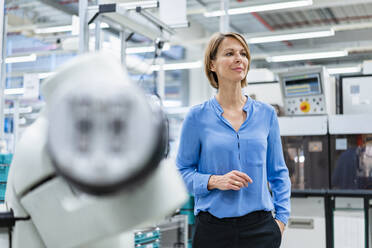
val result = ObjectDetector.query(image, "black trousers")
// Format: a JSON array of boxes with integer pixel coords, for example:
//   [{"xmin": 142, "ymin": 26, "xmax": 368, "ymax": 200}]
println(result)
[{"xmin": 193, "ymin": 211, "xmax": 282, "ymax": 248}]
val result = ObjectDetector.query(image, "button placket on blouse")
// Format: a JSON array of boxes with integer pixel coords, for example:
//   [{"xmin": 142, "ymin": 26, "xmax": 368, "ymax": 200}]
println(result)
[
  {"xmin": 237, "ymin": 132, "xmax": 240, "ymax": 161},
  {"xmin": 217, "ymin": 114, "xmax": 242, "ymax": 163},
  {"xmin": 212, "ymin": 98, "xmax": 247, "ymax": 164}
]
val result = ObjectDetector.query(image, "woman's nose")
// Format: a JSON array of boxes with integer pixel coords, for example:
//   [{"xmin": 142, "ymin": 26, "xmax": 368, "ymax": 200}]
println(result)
[{"xmin": 234, "ymin": 53, "xmax": 242, "ymax": 62}]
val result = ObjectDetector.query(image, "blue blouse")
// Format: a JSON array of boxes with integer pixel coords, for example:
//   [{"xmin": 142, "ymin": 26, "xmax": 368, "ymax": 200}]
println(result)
[{"xmin": 176, "ymin": 96, "xmax": 291, "ymax": 224}]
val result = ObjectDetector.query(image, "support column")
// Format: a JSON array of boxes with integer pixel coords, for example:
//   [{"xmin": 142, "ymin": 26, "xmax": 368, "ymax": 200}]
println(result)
[
  {"xmin": 79, "ymin": 0, "xmax": 89, "ymax": 54},
  {"xmin": 156, "ymin": 58, "xmax": 165, "ymax": 101},
  {"xmin": 219, "ymin": 0, "xmax": 230, "ymax": 33},
  {"xmin": 12, "ymin": 99, "xmax": 19, "ymax": 152},
  {"xmin": 364, "ymin": 198, "xmax": 370, "ymax": 248},
  {"xmin": 120, "ymin": 30, "xmax": 127, "ymax": 67},
  {"xmin": 188, "ymin": 45, "xmax": 214, "ymax": 106},
  {"xmin": 0, "ymin": 0, "xmax": 6, "ymax": 140},
  {"xmin": 94, "ymin": 19, "xmax": 101, "ymax": 51}
]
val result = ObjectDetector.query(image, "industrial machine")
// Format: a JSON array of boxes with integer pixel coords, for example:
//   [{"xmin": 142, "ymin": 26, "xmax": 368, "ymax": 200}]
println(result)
[
  {"xmin": 278, "ymin": 66, "xmax": 335, "ymax": 190},
  {"xmin": 0, "ymin": 52, "xmax": 188, "ymax": 248},
  {"xmin": 279, "ymin": 122, "xmax": 329, "ymax": 248},
  {"xmin": 279, "ymin": 67, "xmax": 372, "ymax": 248},
  {"xmin": 277, "ymin": 67, "xmax": 335, "ymax": 248},
  {"xmin": 279, "ymin": 115, "xmax": 329, "ymax": 247}
]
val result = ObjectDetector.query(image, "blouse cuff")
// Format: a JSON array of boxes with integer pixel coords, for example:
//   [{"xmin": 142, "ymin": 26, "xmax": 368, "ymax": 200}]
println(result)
[
  {"xmin": 275, "ymin": 213, "xmax": 289, "ymax": 226},
  {"xmin": 193, "ymin": 173, "xmax": 212, "ymax": 196}
]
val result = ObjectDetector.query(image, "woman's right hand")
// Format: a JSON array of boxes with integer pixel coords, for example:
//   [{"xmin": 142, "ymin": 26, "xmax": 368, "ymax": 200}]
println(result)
[{"xmin": 208, "ymin": 170, "xmax": 253, "ymax": 191}]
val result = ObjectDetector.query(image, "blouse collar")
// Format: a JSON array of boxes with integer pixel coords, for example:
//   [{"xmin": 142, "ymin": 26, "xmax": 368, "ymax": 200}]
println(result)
[{"xmin": 210, "ymin": 94, "xmax": 251, "ymax": 115}]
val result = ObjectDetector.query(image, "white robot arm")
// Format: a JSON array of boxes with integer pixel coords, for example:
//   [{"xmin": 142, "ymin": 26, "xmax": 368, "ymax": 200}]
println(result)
[{"xmin": 3, "ymin": 52, "xmax": 188, "ymax": 248}]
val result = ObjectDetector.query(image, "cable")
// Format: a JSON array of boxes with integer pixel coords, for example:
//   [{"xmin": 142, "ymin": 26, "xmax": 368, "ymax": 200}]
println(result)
[
  {"xmin": 8, "ymin": 226, "xmax": 12, "ymax": 248},
  {"xmin": 134, "ymin": 38, "xmax": 170, "ymax": 159},
  {"xmin": 125, "ymin": 32, "xmax": 135, "ymax": 42},
  {"xmin": 137, "ymin": 38, "xmax": 165, "ymax": 98}
]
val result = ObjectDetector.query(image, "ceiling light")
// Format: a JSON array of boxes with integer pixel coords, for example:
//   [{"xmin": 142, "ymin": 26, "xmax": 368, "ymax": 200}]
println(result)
[
  {"xmin": 118, "ymin": 0, "xmax": 158, "ymax": 10},
  {"xmin": 163, "ymin": 100, "xmax": 182, "ymax": 108},
  {"xmin": 247, "ymin": 28, "xmax": 334, "ymax": 44},
  {"xmin": 126, "ymin": 46, "xmax": 155, "ymax": 54},
  {"xmin": 5, "ymin": 54, "xmax": 37, "ymax": 64},
  {"xmin": 35, "ymin": 23, "xmax": 109, "ymax": 34},
  {"xmin": 267, "ymin": 50, "xmax": 348, "ymax": 62},
  {"xmin": 88, "ymin": 23, "xmax": 110, "ymax": 29},
  {"xmin": 151, "ymin": 61, "xmax": 202, "ymax": 71},
  {"xmin": 35, "ymin": 25, "xmax": 72, "ymax": 34},
  {"xmin": 4, "ymin": 106, "xmax": 32, "ymax": 114},
  {"xmin": 126, "ymin": 43, "xmax": 170, "ymax": 54},
  {"xmin": 4, "ymin": 88, "xmax": 25, "ymax": 95},
  {"xmin": 39, "ymin": 72, "xmax": 54, "ymax": 79},
  {"xmin": 327, "ymin": 65, "xmax": 362, "ymax": 75},
  {"xmin": 204, "ymin": 0, "xmax": 313, "ymax": 17}
]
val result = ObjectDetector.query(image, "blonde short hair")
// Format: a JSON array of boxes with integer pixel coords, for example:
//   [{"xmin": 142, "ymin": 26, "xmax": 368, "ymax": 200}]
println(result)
[{"xmin": 204, "ymin": 32, "xmax": 251, "ymax": 89}]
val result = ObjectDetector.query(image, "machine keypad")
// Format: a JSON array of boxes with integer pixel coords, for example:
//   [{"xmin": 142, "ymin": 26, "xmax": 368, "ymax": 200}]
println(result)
[{"xmin": 285, "ymin": 96, "xmax": 326, "ymax": 115}]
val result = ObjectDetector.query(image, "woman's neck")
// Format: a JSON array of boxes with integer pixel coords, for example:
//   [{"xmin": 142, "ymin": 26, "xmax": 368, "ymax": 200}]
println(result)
[{"xmin": 216, "ymin": 82, "xmax": 245, "ymax": 110}]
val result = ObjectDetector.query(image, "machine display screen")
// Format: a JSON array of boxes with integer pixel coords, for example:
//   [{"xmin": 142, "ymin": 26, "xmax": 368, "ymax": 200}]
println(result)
[{"xmin": 284, "ymin": 73, "xmax": 321, "ymax": 97}]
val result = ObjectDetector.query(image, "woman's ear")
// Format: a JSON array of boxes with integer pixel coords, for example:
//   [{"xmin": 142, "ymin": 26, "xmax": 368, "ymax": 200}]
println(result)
[{"xmin": 210, "ymin": 61, "xmax": 216, "ymax": 72}]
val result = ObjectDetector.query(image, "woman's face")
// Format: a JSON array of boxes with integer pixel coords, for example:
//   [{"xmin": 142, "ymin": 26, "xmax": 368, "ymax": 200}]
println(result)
[{"xmin": 210, "ymin": 37, "xmax": 249, "ymax": 86}]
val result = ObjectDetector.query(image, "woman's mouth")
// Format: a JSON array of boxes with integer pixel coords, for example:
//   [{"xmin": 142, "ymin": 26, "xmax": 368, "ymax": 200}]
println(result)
[{"xmin": 232, "ymin": 67, "xmax": 243, "ymax": 72}]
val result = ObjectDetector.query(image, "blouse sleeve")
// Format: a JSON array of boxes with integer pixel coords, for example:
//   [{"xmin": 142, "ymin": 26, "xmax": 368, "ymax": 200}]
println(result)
[
  {"xmin": 266, "ymin": 108, "xmax": 291, "ymax": 225},
  {"xmin": 176, "ymin": 109, "xmax": 211, "ymax": 197}
]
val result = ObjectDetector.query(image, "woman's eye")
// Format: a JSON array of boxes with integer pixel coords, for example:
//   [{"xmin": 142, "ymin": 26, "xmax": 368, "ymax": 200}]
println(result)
[
  {"xmin": 241, "ymin": 53, "xmax": 247, "ymax": 57},
  {"xmin": 226, "ymin": 52, "xmax": 233, "ymax": 56}
]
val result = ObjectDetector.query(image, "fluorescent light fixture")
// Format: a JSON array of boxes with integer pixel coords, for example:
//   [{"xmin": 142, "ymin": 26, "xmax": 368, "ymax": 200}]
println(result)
[
  {"xmin": 151, "ymin": 60, "xmax": 202, "ymax": 71},
  {"xmin": 267, "ymin": 50, "xmax": 348, "ymax": 62},
  {"xmin": 327, "ymin": 65, "xmax": 361, "ymax": 75},
  {"xmin": 4, "ymin": 106, "xmax": 32, "ymax": 114},
  {"xmin": 35, "ymin": 23, "xmax": 109, "ymax": 34},
  {"xmin": 126, "ymin": 46, "xmax": 156, "ymax": 54},
  {"xmin": 118, "ymin": 0, "xmax": 158, "ymax": 10},
  {"xmin": 126, "ymin": 43, "xmax": 170, "ymax": 54},
  {"xmin": 88, "ymin": 23, "xmax": 109, "ymax": 29},
  {"xmin": 247, "ymin": 28, "xmax": 334, "ymax": 44},
  {"xmin": 35, "ymin": 25, "xmax": 72, "ymax": 34},
  {"xmin": 204, "ymin": 0, "xmax": 312, "ymax": 17},
  {"xmin": 4, "ymin": 88, "xmax": 25, "ymax": 95},
  {"xmin": 38, "ymin": 72, "xmax": 54, "ymax": 79},
  {"xmin": 5, "ymin": 54, "xmax": 37, "ymax": 64},
  {"xmin": 163, "ymin": 100, "xmax": 182, "ymax": 108}
]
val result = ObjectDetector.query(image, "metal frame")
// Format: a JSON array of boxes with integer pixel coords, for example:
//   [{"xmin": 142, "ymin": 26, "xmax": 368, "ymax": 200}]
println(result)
[
  {"xmin": 135, "ymin": 7, "xmax": 175, "ymax": 35},
  {"xmin": 339, "ymin": 74, "xmax": 372, "ymax": 115},
  {"xmin": 78, "ymin": 1, "xmax": 172, "ymax": 100},
  {"xmin": 86, "ymin": 2, "xmax": 174, "ymax": 41},
  {"xmin": 79, "ymin": 0, "xmax": 89, "ymax": 54}
]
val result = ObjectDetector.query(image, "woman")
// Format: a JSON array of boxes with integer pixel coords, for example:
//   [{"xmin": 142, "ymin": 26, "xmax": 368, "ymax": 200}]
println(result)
[{"xmin": 176, "ymin": 32, "xmax": 291, "ymax": 248}]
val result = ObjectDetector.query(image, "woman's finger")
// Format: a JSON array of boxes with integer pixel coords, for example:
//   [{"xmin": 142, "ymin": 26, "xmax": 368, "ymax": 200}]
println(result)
[
  {"xmin": 232, "ymin": 171, "xmax": 253, "ymax": 183},
  {"xmin": 230, "ymin": 175, "xmax": 248, "ymax": 187}
]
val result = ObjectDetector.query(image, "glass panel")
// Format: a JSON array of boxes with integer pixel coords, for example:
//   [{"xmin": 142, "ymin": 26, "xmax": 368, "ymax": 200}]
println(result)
[
  {"xmin": 331, "ymin": 134, "xmax": 372, "ymax": 189},
  {"xmin": 282, "ymin": 135, "xmax": 329, "ymax": 190}
]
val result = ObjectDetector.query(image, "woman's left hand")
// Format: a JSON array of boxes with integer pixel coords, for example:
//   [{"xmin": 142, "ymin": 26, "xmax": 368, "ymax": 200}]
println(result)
[{"xmin": 275, "ymin": 219, "xmax": 285, "ymax": 235}]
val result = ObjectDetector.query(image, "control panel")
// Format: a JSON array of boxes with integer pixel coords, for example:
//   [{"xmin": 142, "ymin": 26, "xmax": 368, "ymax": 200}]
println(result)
[{"xmin": 279, "ymin": 69, "xmax": 328, "ymax": 116}]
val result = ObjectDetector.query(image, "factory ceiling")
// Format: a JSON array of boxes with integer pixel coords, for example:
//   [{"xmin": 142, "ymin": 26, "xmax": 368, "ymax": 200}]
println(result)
[{"xmin": 5, "ymin": 0, "xmax": 372, "ymax": 70}]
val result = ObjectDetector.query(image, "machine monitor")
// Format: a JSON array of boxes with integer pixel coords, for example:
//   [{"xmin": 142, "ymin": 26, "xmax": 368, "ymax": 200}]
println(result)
[{"xmin": 283, "ymin": 73, "xmax": 322, "ymax": 97}]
